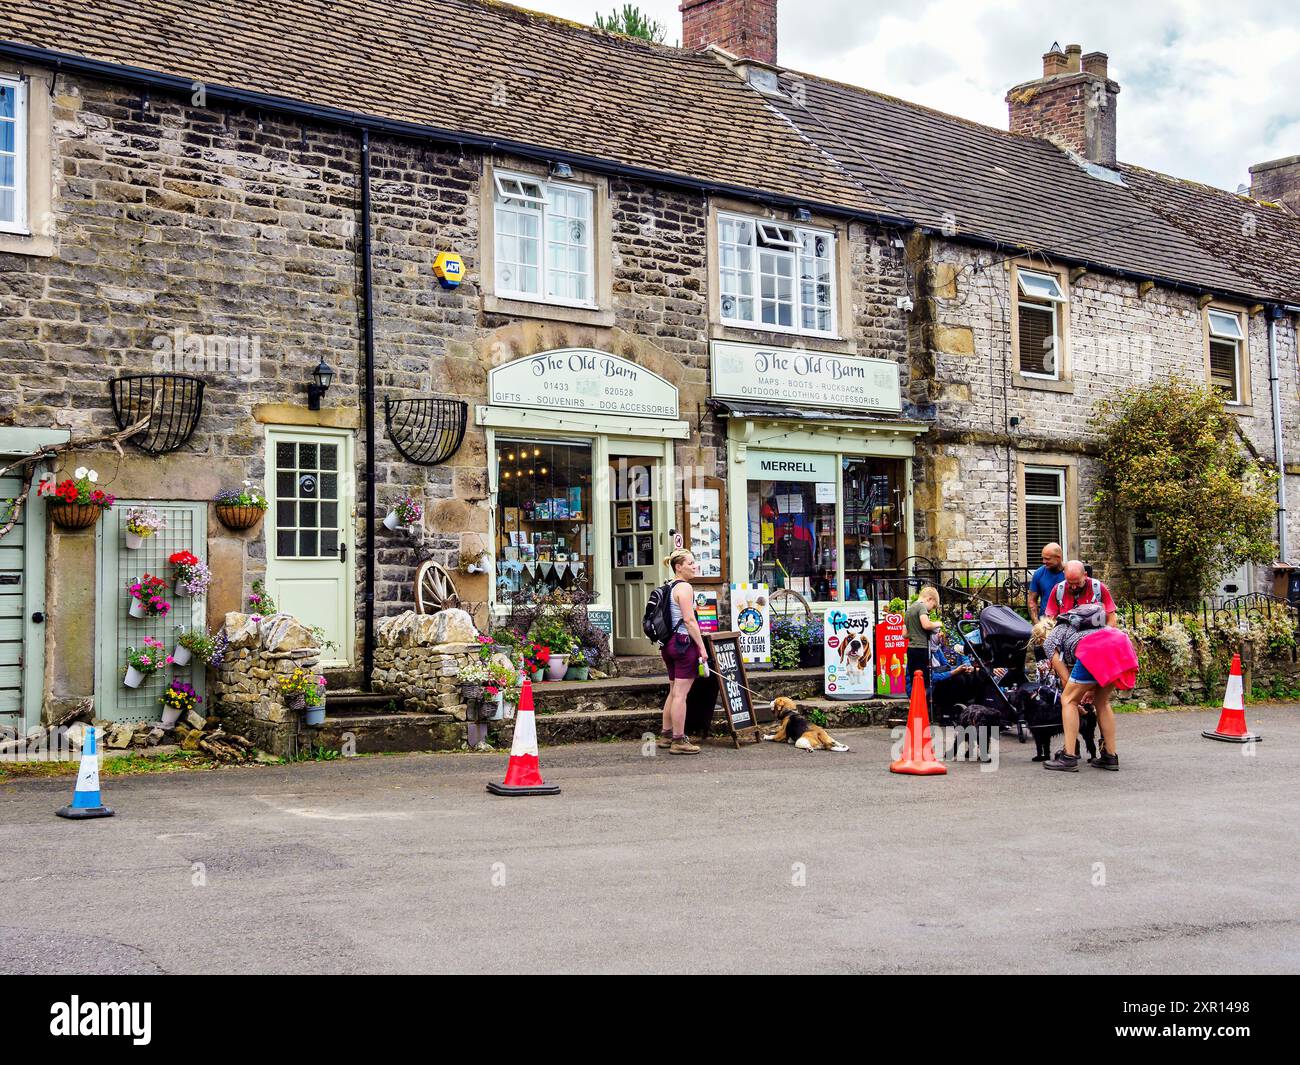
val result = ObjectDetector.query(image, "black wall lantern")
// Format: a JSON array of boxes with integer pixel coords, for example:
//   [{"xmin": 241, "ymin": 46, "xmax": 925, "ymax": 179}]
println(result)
[{"xmin": 307, "ymin": 358, "xmax": 334, "ymax": 410}]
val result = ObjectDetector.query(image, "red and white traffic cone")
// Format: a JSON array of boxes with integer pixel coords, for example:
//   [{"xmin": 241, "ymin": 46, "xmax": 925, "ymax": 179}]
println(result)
[
  {"xmin": 1202, "ymin": 654, "xmax": 1261, "ymax": 743},
  {"xmin": 890, "ymin": 671, "xmax": 947, "ymax": 775},
  {"xmin": 487, "ymin": 678, "xmax": 560, "ymax": 796}
]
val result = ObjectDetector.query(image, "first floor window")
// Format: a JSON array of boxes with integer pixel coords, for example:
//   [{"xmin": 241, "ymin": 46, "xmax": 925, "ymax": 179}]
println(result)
[
  {"xmin": 1016, "ymin": 268, "xmax": 1066, "ymax": 378},
  {"xmin": 1024, "ymin": 466, "xmax": 1067, "ymax": 562},
  {"xmin": 494, "ymin": 439, "xmax": 593, "ymax": 597},
  {"xmin": 1131, "ymin": 511, "xmax": 1160, "ymax": 566},
  {"xmin": 718, "ymin": 212, "xmax": 836, "ymax": 336},
  {"xmin": 0, "ymin": 77, "xmax": 27, "ymax": 232},
  {"xmin": 1207, "ymin": 308, "xmax": 1245, "ymax": 404},
  {"xmin": 493, "ymin": 171, "xmax": 593, "ymax": 306}
]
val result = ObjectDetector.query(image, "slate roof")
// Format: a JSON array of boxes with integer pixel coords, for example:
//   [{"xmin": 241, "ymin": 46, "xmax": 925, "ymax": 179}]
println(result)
[{"xmin": 2, "ymin": 0, "xmax": 1297, "ymax": 304}]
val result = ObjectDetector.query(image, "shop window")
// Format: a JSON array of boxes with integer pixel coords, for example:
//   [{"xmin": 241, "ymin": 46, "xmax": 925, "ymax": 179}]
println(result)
[
  {"xmin": 718, "ymin": 212, "xmax": 836, "ymax": 336},
  {"xmin": 1024, "ymin": 466, "xmax": 1067, "ymax": 561},
  {"xmin": 1015, "ymin": 267, "xmax": 1065, "ymax": 379},
  {"xmin": 1207, "ymin": 308, "xmax": 1245, "ymax": 405},
  {"xmin": 494, "ymin": 170, "xmax": 594, "ymax": 307},
  {"xmin": 494, "ymin": 439, "xmax": 593, "ymax": 597},
  {"xmin": 1131, "ymin": 511, "xmax": 1160, "ymax": 567},
  {"xmin": 841, "ymin": 458, "xmax": 906, "ymax": 601},
  {"xmin": 0, "ymin": 76, "xmax": 27, "ymax": 233}
]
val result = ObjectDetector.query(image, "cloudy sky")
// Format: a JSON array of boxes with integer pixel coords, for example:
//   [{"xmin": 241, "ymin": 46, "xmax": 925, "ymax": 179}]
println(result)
[{"xmin": 529, "ymin": 0, "xmax": 1299, "ymax": 192}]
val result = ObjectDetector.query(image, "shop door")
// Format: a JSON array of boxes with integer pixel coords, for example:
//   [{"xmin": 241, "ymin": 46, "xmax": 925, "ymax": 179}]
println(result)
[
  {"xmin": 610, "ymin": 456, "xmax": 660, "ymax": 656},
  {"xmin": 94, "ymin": 501, "xmax": 207, "ymax": 722},
  {"xmin": 265, "ymin": 428, "xmax": 354, "ymax": 667},
  {"xmin": 0, "ymin": 466, "xmax": 29, "ymax": 732}
]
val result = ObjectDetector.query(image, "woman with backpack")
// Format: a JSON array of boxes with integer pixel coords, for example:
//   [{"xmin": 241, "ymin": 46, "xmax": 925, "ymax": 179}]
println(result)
[{"xmin": 655, "ymin": 549, "xmax": 707, "ymax": 755}]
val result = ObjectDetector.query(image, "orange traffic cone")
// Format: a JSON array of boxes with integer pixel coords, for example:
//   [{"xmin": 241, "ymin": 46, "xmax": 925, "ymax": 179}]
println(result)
[
  {"xmin": 487, "ymin": 678, "xmax": 560, "ymax": 796},
  {"xmin": 1202, "ymin": 654, "xmax": 1261, "ymax": 743},
  {"xmin": 890, "ymin": 671, "xmax": 947, "ymax": 775}
]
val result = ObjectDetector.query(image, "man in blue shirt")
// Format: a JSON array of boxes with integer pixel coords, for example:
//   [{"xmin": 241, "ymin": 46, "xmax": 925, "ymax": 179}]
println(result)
[{"xmin": 1028, "ymin": 542, "xmax": 1065, "ymax": 622}]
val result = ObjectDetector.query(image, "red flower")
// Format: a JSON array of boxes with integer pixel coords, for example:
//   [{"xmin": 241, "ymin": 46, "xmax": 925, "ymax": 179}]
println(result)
[{"xmin": 169, "ymin": 550, "xmax": 199, "ymax": 567}]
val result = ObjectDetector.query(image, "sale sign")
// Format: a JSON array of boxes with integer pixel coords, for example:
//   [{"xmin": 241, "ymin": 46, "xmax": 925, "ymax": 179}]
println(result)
[
  {"xmin": 822, "ymin": 606, "xmax": 875, "ymax": 698},
  {"xmin": 874, "ymin": 612, "xmax": 907, "ymax": 698}
]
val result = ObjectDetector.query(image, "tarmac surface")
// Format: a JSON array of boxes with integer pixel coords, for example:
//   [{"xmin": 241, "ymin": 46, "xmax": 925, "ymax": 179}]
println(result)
[{"xmin": 1, "ymin": 704, "xmax": 1296, "ymax": 974}]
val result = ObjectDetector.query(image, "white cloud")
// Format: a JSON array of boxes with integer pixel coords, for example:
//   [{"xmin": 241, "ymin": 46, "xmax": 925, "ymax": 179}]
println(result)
[{"xmin": 528, "ymin": 0, "xmax": 1300, "ymax": 191}]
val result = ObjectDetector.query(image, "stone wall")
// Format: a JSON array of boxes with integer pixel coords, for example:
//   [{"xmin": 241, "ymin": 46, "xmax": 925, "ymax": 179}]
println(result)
[{"xmin": 370, "ymin": 609, "xmax": 483, "ymax": 720}]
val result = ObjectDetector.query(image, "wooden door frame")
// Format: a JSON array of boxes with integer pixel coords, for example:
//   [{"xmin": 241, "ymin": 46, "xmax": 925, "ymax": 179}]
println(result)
[{"xmin": 263, "ymin": 424, "xmax": 356, "ymax": 668}]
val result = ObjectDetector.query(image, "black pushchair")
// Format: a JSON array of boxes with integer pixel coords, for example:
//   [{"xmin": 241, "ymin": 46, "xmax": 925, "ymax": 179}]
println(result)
[{"xmin": 956, "ymin": 605, "xmax": 1034, "ymax": 742}]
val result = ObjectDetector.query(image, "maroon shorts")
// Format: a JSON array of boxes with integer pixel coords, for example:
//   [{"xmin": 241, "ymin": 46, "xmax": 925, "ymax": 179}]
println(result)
[{"xmin": 661, "ymin": 632, "xmax": 702, "ymax": 680}]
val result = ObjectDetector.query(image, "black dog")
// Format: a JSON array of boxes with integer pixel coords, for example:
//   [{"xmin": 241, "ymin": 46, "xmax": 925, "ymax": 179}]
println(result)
[
  {"xmin": 946, "ymin": 702, "xmax": 1002, "ymax": 763},
  {"xmin": 1013, "ymin": 683, "xmax": 1098, "ymax": 762}
]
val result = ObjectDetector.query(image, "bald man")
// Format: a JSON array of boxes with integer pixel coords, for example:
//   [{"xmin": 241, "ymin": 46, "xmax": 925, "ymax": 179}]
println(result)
[
  {"xmin": 1045, "ymin": 560, "xmax": 1118, "ymax": 627},
  {"xmin": 1027, "ymin": 542, "xmax": 1065, "ymax": 622}
]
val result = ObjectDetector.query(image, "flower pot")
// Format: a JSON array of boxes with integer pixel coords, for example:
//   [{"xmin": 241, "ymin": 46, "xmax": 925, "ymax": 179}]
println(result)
[
  {"xmin": 160, "ymin": 705, "xmax": 182, "ymax": 728},
  {"xmin": 49, "ymin": 501, "xmax": 101, "ymax": 530},
  {"xmin": 287, "ymin": 693, "xmax": 306, "ymax": 711},
  {"xmin": 486, "ymin": 693, "xmax": 505, "ymax": 721},
  {"xmin": 214, "ymin": 504, "xmax": 264, "ymax": 532},
  {"xmin": 172, "ymin": 644, "xmax": 192, "ymax": 667},
  {"xmin": 530, "ymin": 668, "xmax": 546, "ymax": 684},
  {"xmin": 383, "ymin": 510, "xmax": 401, "ymax": 531},
  {"xmin": 565, "ymin": 665, "xmax": 590, "ymax": 681},
  {"xmin": 546, "ymin": 654, "xmax": 570, "ymax": 682},
  {"xmin": 174, "ymin": 580, "xmax": 188, "ymax": 598},
  {"xmin": 799, "ymin": 644, "xmax": 825, "ymax": 668},
  {"xmin": 303, "ymin": 705, "xmax": 326, "ymax": 726},
  {"xmin": 125, "ymin": 530, "xmax": 145, "ymax": 550},
  {"xmin": 124, "ymin": 666, "xmax": 145, "ymax": 688},
  {"xmin": 128, "ymin": 598, "xmax": 147, "ymax": 619}
]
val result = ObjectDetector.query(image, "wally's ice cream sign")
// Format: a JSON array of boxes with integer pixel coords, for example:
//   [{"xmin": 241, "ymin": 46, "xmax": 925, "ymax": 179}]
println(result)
[
  {"xmin": 875, "ymin": 612, "xmax": 907, "ymax": 697},
  {"xmin": 823, "ymin": 606, "xmax": 875, "ymax": 698},
  {"xmin": 489, "ymin": 349, "xmax": 679, "ymax": 419},
  {"xmin": 710, "ymin": 341, "xmax": 901, "ymax": 412}
]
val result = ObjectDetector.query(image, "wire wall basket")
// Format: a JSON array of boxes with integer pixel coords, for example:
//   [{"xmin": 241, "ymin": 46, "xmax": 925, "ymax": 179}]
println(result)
[
  {"xmin": 109, "ymin": 374, "xmax": 206, "ymax": 455},
  {"xmin": 384, "ymin": 396, "xmax": 468, "ymax": 466}
]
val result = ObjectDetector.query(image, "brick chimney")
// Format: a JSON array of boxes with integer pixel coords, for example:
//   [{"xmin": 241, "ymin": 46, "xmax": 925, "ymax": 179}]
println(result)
[
  {"xmin": 1249, "ymin": 156, "xmax": 1300, "ymax": 214},
  {"xmin": 680, "ymin": 0, "xmax": 778, "ymax": 64},
  {"xmin": 1007, "ymin": 43, "xmax": 1120, "ymax": 167}
]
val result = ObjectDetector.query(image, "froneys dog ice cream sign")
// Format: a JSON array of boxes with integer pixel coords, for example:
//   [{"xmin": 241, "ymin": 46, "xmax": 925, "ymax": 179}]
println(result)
[{"xmin": 823, "ymin": 605, "xmax": 875, "ymax": 698}]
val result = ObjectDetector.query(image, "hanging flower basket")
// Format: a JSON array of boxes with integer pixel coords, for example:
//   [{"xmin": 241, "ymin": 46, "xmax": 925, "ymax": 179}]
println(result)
[
  {"xmin": 287, "ymin": 693, "xmax": 306, "ymax": 711},
  {"xmin": 48, "ymin": 501, "xmax": 104, "ymax": 530},
  {"xmin": 215, "ymin": 504, "xmax": 265, "ymax": 531},
  {"xmin": 214, "ymin": 483, "xmax": 268, "ymax": 531}
]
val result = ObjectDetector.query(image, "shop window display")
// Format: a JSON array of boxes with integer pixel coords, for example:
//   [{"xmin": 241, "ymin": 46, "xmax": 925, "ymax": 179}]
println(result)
[
  {"xmin": 495, "ymin": 439, "xmax": 593, "ymax": 597},
  {"xmin": 841, "ymin": 457, "xmax": 905, "ymax": 601},
  {"xmin": 746, "ymin": 481, "xmax": 837, "ymax": 600}
]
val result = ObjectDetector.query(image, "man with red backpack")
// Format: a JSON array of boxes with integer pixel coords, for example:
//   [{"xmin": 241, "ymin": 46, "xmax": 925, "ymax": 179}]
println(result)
[{"xmin": 1044, "ymin": 560, "xmax": 1119, "ymax": 627}]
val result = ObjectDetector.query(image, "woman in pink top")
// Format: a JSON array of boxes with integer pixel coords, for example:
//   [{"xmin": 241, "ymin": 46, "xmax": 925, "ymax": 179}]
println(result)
[{"xmin": 1045, "ymin": 624, "xmax": 1137, "ymax": 773}]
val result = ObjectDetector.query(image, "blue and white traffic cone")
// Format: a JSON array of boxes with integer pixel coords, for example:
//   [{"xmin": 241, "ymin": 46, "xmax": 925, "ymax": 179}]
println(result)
[{"xmin": 56, "ymin": 725, "xmax": 114, "ymax": 820}]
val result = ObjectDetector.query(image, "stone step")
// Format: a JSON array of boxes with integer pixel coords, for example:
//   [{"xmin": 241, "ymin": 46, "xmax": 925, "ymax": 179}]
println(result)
[
  {"xmin": 326, "ymin": 689, "xmax": 407, "ymax": 715},
  {"xmin": 613, "ymin": 655, "xmax": 666, "ymax": 678},
  {"xmin": 311, "ymin": 711, "xmax": 462, "ymax": 754}
]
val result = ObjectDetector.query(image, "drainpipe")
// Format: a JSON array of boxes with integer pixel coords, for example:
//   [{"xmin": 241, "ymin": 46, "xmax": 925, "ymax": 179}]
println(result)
[
  {"xmin": 1267, "ymin": 306, "xmax": 1289, "ymax": 562},
  {"xmin": 360, "ymin": 129, "xmax": 377, "ymax": 691}
]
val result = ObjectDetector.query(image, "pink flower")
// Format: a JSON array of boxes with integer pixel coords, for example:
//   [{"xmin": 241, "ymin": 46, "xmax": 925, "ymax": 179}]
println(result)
[{"xmin": 166, "ymin": 656, "xmax": 174, "ymax": 664}]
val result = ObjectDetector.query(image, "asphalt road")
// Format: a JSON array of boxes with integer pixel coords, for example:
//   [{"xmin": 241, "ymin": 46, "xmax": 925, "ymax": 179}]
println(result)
[{"xmin": 1, "ymin": 705, "xmax": 1296, "ymax": 974}]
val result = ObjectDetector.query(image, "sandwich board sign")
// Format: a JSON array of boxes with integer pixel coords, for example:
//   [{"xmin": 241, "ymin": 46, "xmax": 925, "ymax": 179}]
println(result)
[
  {"xmin": 704, "ymin": 631, "xmax": 766, "ymax": 747},
  {"xmin": 822, "ymin": 606, "xmax": 876, "ymax": 700}
]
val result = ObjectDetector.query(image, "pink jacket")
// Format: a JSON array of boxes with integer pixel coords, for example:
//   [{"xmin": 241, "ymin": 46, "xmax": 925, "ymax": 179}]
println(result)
[{"xmin": 1075, "ymin": 627, "xmax": 1140, "ymax": 689}]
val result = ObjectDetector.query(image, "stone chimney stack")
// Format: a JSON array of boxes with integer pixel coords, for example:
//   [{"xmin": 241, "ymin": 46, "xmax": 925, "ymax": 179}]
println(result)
[
  {"xmin": 680, "ymin": 0, "xmax": 778, "ymax": 65},
  {"xmin": 1249, "ymin": 156, "xmax": 1300, "ymax": 214},
  {"xmin": 1007, "ymin": 42, "xmax": 1120, "ymax": 167}
]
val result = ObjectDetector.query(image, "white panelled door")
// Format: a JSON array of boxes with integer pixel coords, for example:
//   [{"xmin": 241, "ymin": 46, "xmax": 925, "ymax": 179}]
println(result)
[{"xmin": 265, "ymin": 427, "xmax": 354, "ymax": 667}]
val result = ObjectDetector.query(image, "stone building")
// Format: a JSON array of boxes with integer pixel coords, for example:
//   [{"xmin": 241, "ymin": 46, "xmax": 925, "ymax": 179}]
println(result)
[{"xmin": 0, "ymin": 0, "xmax": 1297, "ymax": 739}]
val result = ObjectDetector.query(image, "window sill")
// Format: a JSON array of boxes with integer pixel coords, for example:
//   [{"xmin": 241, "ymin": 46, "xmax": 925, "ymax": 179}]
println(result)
[
  {"xmin": 1013, "ymin": 374, "xmax": 1074, "ymax": 394},
  {"xmin": 0, "ymin": 229, "xmax": 54, "ymax": 258},
  {"xmin": 483, "ymin": 293, "xmax": 614, "ymax": 328},
  {"xmin": 1224, "ymin": 403, "xmax": 1256, "ymax": 418},
  {"xmin": 710, "ymin": 323, "xmax": 854, "ymax": 353}
]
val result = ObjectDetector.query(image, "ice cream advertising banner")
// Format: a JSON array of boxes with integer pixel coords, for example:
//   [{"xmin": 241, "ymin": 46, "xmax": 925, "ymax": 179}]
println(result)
[
  {"xmin": 823, "ymin": 606, "xmax": 875, "ymax": 698},
  {"xmin": 874, "ymin": 612, "xmax": 907, "ymax": 697},
  {"xmin": 730, "ymin": 583, "xmax": 770, "ymax": 663}
]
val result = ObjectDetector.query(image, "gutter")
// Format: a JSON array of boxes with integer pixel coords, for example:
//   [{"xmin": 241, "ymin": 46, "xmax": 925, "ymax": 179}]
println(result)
[
  {"xmin": 1267, "ymin": 305, "xmax": 1288, "ymax": 561},
  {"xmin": 359, "ymin": 129, "xmax": 377, "ymax": 691},
  {"xmin": 3, "ymin": 38, "xmax": 1284, "ymax": 309}
]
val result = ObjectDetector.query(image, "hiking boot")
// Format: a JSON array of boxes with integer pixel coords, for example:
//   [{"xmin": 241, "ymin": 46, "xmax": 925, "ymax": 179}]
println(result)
[
  {"xmin": 670, "ymin": 737, "xmax": 700, "ymax": 755},
  {"xmin": 656, "ymin": 732, "xmax": 673, "ymax": 750},
  {"xmin": 1044, "ymin": 747, "xmax": 1080, "ymax": 772},
  {"xmin": 1089, "ymin": 750, "xmax": 1119, "ymax": 771}
]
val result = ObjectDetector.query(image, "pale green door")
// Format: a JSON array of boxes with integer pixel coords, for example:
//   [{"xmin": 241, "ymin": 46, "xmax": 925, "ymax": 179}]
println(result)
[
  {"xmin": 94, "ymin": 501, "xmax": 207, "ymax": 723},
  {"xmin": 264, "ymin": 428, "xmax": 354, "ymax": 667},
  {"xmin": 0, "ymin": 470, "xmax": 27, "ymax": 732}
]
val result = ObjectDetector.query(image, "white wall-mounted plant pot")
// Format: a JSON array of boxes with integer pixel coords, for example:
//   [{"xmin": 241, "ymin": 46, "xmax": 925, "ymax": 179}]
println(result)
[
  {"xmin": 546, "ymin": 654, "xmax": 570, "ymax": 682},
  {"xmin": 160, "ymin": 705, "xmax": 182, "ymax": 728},
  {"xmin": 128, "ymin": 599, "xmax": 147, "ymax": 619},
  {"xmin": 125, "ymin": 530, "xmax": 145, "ymax": 550},
  {"xmin": 303, "ymin": 705, "xmax": 326, "ymax": 726},
  {"xmin": 171, "ymin": 644, "xmax": 192, "ymax": 667},
  {"xmin": 383, "ymin": 510, "xmax": 401, "ymax": 531},
  {"xmin": 124, "ymin": 666, "xmax": 145, "ymax": 688},
  {"xmin": 174, "ymin": 580, "xmax": 188, "ymax": 597}
]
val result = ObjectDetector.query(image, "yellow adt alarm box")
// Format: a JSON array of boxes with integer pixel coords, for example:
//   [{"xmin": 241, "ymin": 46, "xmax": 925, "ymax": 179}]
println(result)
[{"xmin": 433, "ymin": 251, "xmax": 464, "ymax": 289}]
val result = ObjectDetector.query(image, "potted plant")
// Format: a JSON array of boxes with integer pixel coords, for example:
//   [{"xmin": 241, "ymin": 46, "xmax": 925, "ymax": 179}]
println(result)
[
  {"xmin": 169, "ymin": 550, "xmax": 211, "ymax": 597},
  {"xmin": 158, "ymin": 679, "xmax": 200, "ymax": 728},
  {"xmin": 523, "ymin": 642, "xmax": 551, "ymax": 683},
  {"xmin": 459, "ymin": 659, "xmax": 493, "ymax": 705},
  {"xmin": 799, "ymin": 619, "xmax": 825, "ymax": 668},
  {"xmin": 127, "ymin": 574, "xmax": 171, "ymax": 619},
  {"xmin": 484, "ymin": 660, "xmax": 522, "ymax": 720},
  {"xmin": 246, "ymin": 579, "xmax": 277, "ymax": 621},
  {"xmin": 383, "ymin": 494, "xmax": 423, "ymax": 532},
  {"xmin": 564, "ymin": 647, "xmax": 590, "ymax": 681},
  {"xmin": 214, "ymin": 482, "xmax": 268, "ymax": 531},
  {"xmin": 124, "ymin": 506, "xmax": 166, "ymax": 550},
  {"xmin": 39, "ymin": 467, "xmax": 115, "ymax": 530},
  {"xmin": 278, "ymin": 666, "xmax": 327, "ymax": 725},
  {"xmin": 123, "ymin": 637, "xmax": 166, "ymax": 688},
  {"xmin": 171, "ymin": 625, "xmax": 219, "ymax": 668}
]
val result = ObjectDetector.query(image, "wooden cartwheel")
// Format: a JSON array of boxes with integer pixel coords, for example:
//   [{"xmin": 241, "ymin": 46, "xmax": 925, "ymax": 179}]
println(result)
[
  {"xmin": 414, "ymin": 559, "xmax": 461, "ymax": 614},
  {"xmin": 767, "ymin": 586, "xmax": 813, "ymax": 625}
]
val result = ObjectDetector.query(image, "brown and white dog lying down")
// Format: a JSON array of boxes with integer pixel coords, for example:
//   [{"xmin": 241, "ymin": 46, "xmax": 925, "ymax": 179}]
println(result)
[{"xmin": 762, "ymin": 697, "xmax": 850, "ymax": 752}]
